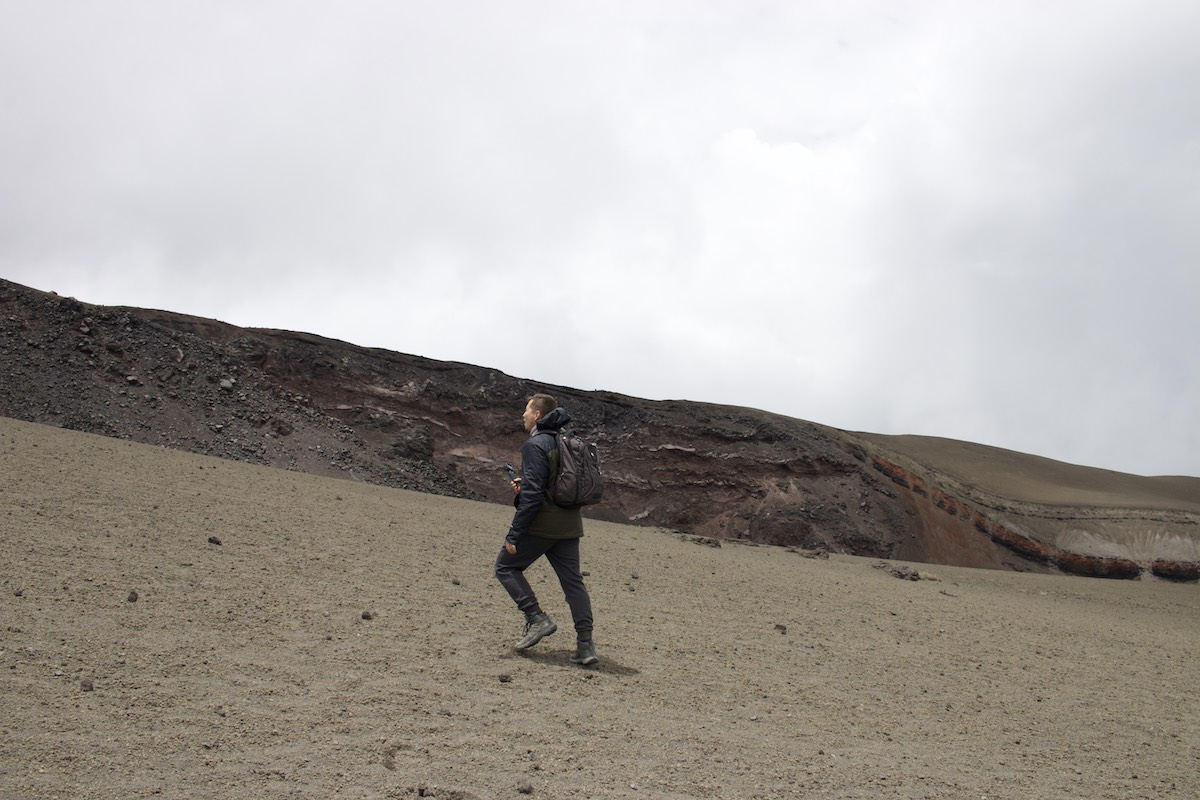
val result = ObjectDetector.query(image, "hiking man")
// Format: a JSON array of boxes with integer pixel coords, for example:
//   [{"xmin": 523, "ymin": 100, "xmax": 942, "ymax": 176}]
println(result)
[{"xmin": 494, "ymin": 393, "xmax": 597, "ymax": 666}]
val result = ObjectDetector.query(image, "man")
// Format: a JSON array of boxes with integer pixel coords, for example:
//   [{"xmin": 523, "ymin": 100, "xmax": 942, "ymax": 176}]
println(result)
[{"xmin": 494, "ymin": 393, "xmax": 598, "ymax": 666}]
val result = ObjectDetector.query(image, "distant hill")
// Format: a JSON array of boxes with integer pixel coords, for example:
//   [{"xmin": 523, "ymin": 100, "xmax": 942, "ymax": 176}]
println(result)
[{"xmin": 2, "ymin": 278, "xmax": 1196, "ymax": 580}]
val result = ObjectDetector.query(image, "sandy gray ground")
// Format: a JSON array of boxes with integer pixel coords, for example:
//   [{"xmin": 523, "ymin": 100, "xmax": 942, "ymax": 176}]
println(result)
[{"xmin": 1, "ymin": 416, "xmax": 1197, "ymax": 800}]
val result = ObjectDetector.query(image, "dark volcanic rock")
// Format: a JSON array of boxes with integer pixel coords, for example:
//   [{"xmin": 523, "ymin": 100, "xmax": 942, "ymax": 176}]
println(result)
[
  {"xmin": 0, "ymin": 280, "xmax": 470, "ymax": 497},
  {"xmin": 3, "ymin": 278, "xmax": 1196, "ymax": 579}
]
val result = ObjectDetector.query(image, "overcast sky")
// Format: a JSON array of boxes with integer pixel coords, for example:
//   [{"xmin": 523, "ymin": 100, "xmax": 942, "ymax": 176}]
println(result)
[{"xmin": 2, "ymin": 1, "xmax": 1197, "ymax": 477}]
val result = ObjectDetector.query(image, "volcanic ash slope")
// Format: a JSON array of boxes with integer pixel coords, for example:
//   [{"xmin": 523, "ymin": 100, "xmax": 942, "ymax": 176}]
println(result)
[{"xmin": 1, "ymin": 416, "xmax": 1197, "ymax": 800}]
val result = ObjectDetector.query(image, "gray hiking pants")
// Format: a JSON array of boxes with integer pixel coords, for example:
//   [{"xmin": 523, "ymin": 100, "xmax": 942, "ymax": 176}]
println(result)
[{"xmin": 494, "ymin": 535, "xmax": 593, "ymax": 641}]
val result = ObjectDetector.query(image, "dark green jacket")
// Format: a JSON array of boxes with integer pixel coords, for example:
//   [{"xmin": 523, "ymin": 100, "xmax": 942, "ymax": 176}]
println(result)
[{"xmin": 505, "ymin": 407, "xmax": 583, "ymax": 543}]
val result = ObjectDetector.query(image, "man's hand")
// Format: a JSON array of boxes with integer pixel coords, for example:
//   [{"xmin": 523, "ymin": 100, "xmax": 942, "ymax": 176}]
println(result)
[
  {"xmin": 505, "ymin": 541, "xmax": 517, "ymax": 555},
  {"xmin": 511, "ymin": 478, "xmax": 521, "ymax": 494}
]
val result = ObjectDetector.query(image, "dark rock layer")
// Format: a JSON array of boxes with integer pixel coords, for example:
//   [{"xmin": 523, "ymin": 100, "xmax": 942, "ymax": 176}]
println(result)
[{"xmin": 3, "ymin": 279, "xmax": 1195, "ymax": 579}]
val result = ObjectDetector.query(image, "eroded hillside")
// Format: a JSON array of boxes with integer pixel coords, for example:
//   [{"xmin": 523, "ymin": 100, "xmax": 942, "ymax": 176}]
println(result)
[{"xmin": 2, "ymin": 279, "xmax": 1196, "ymax": 579}]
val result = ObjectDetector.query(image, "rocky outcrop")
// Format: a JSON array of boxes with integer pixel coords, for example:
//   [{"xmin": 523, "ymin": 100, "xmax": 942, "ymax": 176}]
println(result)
[
  {"xmin": 851, "ymin": 443, "xmax": 1199, "ymax": 580},
  {"xmin": 2, "ymin": 278, "xmax": 1196, "ymax": 580}
]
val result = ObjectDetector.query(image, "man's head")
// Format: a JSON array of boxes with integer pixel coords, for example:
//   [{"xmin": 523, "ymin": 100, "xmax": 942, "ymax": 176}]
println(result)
[{"xmin": 523, "ymin": 393, "xmax": 556, "ymax": 432}]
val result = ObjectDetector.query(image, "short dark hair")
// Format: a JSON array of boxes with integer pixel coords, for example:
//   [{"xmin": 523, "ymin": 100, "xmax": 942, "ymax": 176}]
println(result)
[{"xmin": 527, "ymin": 393, "xmax": 556, "ymax": 416}]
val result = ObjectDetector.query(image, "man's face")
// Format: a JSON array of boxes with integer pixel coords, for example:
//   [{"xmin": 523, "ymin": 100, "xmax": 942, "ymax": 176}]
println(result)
[{"xmin": 522, "ymin": 401, "xmax": 540, "ymax": 433}]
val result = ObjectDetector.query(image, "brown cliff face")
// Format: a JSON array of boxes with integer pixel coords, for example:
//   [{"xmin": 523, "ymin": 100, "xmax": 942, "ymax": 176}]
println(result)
[
  {"xmin": 849, "ymin": 437, "xmax": 1200, "ymax": 580},
  {"xmin": 2, "ymin": 279, "xmax": 1196, "ymax": 579},
  {"xmin": 864, "ymin": 455, "xmax": 1146, "ymax": 578}
]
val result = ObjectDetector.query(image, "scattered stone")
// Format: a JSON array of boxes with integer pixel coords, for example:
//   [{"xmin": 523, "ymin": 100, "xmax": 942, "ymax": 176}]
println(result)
[
  {"xmin": 13, "ymin": 587, "xmax": 22, "ymax": 597},
  {"xmin": 451, "ymin": 578, "xmax": 461, "ymax": 585},
  {"xmin": 80, "ymin": 679, "xmax": 94, "ymax": 692},
  {"xmin": 774, "ymin": 624, "xmax": 787, "ymax": 634},
  {"xmin": 207, "ymin": 535, "xmax": 222, "ymax": 546},
  {"xmin": 517, "ymin": 781, "xmax": 534, "ymax": 794},
  {"xmin": 631, "ymin": 570, "xmax": 640, "ymax": 580},
  {"xmin": 873, "ymin": 561, "xmax": 920, "ymax": 581},
  {"xmin": 361, "ymin": 611, "xmax": 375, "ymax": 620},
  {"xmin": 682, "ymin": 535, "xmax": 722, "ymax": 548},
  {"xmin": 414, "ymin": 783, "xmax": 464, "ymax": 798},
  {"xmin": 498, "ymin": 674, "xmax": 512, "ymax": 683},
  {"xmin": 127, "ymin": 589, "xmax": 138, "ymax": 602}
]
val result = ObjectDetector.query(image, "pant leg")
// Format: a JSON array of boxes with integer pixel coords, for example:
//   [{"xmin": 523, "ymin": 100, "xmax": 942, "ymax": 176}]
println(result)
[
  {"xmin": 544, "ymin": 537, "xmax": 593, "ymax": 641},
  {"xmin": 494, "ymin": 536, "xmax": 555, "ymax": 617}
]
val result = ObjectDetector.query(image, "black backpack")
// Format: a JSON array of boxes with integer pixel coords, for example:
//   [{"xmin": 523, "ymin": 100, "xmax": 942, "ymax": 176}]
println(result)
[{"xmin": 548, "ymin": 430, "xmax": 604, "ymax": 508}]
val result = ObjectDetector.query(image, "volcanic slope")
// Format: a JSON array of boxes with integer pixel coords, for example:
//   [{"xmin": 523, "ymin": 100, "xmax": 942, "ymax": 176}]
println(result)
[
  {"xmin": 1, "ymin": 416, "xmax": 1198, "ymax": 800},
  {"xmin": 2, "ymin": 277, "xmax": 1197, "ymax": 578}
]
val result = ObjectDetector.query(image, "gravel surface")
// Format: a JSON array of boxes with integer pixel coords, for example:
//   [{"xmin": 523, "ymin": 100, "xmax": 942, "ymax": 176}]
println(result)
[{"xmin": 2, "ymin": 416, "xmax": 1197, "ymax": 799}]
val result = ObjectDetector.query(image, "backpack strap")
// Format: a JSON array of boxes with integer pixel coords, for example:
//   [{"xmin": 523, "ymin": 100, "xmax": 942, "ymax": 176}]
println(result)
[{"xmin": 531, "ymin": 429, "xmax": 561, "ymax": 501}]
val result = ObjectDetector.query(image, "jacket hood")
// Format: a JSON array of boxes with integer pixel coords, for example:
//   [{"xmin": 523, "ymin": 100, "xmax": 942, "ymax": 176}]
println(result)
[{"xmin": 535, "ymin": 406, "xmax": 571, "ymax": 434}]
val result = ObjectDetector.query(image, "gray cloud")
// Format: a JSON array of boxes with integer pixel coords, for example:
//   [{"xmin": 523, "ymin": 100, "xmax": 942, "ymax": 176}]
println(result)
[{"xmin": 2, "ymin": 1, "xmax": 1197, "ymax": 476}]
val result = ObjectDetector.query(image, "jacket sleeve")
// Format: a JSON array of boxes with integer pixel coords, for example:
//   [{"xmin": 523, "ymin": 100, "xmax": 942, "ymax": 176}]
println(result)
[{"xmin": 506, "ymin": 434, "xmax": 552, "ymax": 544}]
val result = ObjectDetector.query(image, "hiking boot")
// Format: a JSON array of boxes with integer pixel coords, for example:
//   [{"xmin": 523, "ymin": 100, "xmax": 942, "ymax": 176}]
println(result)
[
  {"xmin": 570, "ymin": 640, "xmax": 598, "ymax": 666},
  {"xmin": 516, "ymin": 613, "xmax": 557, "ymax": 650}
]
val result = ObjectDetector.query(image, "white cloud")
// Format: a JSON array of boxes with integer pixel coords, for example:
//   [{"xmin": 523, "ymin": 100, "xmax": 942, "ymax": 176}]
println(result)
[{"xmin": 2, "ymin": 0, "xmax": 1197, "ymax": 476}]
